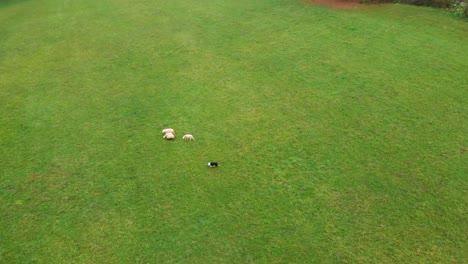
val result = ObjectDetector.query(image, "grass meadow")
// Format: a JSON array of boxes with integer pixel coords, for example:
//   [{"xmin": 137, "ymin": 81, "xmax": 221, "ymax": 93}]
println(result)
[{"xmin": 1, "ymin": 0, "xmax": 467, "ymax": 262}]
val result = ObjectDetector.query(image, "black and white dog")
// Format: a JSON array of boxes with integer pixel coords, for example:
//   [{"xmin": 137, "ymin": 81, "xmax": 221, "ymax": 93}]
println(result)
[{"xmin": 207, "ymin": 162, "xmax": 219, "ymax": 168}]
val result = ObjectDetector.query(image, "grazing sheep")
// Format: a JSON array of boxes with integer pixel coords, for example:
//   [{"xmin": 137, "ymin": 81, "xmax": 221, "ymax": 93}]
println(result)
[
  {"xmin": 183, "ymin": 134, "xmax": 195, "ymax": 141},
  {"xmin": 163, "ymin": 132, "xmax": 175, "ymax": 140},
  {"xmin": 162, "ymin": 128, "xmax": 175, "ymax": 135}
]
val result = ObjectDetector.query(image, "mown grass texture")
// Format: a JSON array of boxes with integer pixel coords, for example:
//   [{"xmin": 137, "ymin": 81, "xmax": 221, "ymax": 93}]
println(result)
[{"xmin": 0, "ymin": 0, "xmax": 467, "ymax": 263}]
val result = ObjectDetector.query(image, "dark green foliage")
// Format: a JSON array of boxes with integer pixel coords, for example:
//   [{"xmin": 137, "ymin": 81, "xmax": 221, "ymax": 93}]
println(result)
[
  {"xmin": 360, "ymin": 0, "xmax": 468, "ymax": 17},
  {"xmin": 401, "ymin": 0, "xmax": 453, "ymax": 8},
  {"xmin": 449, "ymin": 1, "xmax": 468, "ymax": 16}
]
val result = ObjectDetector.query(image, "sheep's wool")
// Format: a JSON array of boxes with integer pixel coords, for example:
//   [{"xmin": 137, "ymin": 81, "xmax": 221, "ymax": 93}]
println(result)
[
  {"xmin": 164, "ymin": 133, "xmax": 175, "ymax": 139},
  {"xmin": 162, "ymin": 128, "xmax": 175, "ymax": 134},
  {"xmin": 183, "ymin": 134, "xmax": 195, "ymax": 141}
]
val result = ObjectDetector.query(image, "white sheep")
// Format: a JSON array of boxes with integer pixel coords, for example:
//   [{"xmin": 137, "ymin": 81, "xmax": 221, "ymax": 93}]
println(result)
[
  {"xmin": 162, "ymin": 128, "xmax": 175, "ymax": 135},
  {"xmin": 163, "ymin": 132, "xmax": 175, "ymax": 140},
  {"xmin": 183, "ymin": 134, "xmax": 195, "ymax": 141}
]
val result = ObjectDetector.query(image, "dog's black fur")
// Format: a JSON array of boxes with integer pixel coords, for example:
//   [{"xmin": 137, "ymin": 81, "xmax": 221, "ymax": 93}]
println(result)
[{"xmin": 207, "ymin": 162, "xmax": 219, "ymax": 168}]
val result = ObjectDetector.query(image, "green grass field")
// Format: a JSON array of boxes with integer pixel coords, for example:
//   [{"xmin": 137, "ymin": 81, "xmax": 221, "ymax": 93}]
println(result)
[{"xmin": 1, "ymin": 0, "xmax": 467, "ymax": 262}]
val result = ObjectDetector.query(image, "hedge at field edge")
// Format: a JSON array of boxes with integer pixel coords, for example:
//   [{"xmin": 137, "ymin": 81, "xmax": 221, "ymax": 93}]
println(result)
[{"xmin": 360, "ymin": 0, "xmax": 468, "ymax": 17}]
